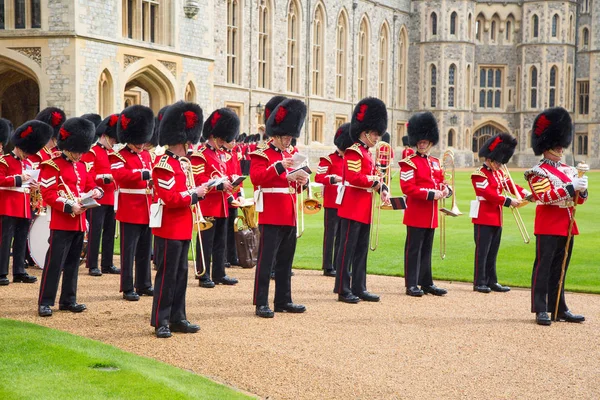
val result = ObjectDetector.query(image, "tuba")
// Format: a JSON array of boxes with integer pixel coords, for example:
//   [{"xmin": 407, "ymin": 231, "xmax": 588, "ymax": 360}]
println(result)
[
  {"xmin": 439, "ymin": 149, "xmax": 462, "ymax": 260},
  {"xmin": 499, "ymin": 164, "xmax": 530, "ymax": 244},
  {"xmin": 369, "ymin": 141, "xmax": 393, "ymax": 251}
]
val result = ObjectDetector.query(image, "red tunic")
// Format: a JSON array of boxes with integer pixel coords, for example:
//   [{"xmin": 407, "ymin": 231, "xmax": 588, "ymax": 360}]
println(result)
[
  {"xmin": 225, "ymin": 147, "xmax": 244, "ymax": 199},
  {"xmin": 399, "ymin": 153, "xmax": 446, "ymax": 229},
  {"xmin": 190, "ymin": 144, "xmax": 232, "ymax": 218},
  {"xmin": 152, "ymin": 152, "xmax": 198, "ymax": 240},
  {"xmin": 525, "ymin": 160, "xmax": 587, "ymax": 236},
  {"xmin": 314, "ymin": 151, "xmax": 344, "ymax": 209},
  {"xmin": 39, "ymin": 155, "xmax": 97, "ymax": 232},
  {"xmin": 401, "ymin": 148, "xmax": 415, "ymax": 159},
  {"xmin": 81, "ymin": 143, "xmax": 116, "ymax": 206},
  {"xmin": 338, "ymin": 142, "xmax": 379, "ymax": 225},
  {"xmin": 0, "ymin": 153, "xmax": 31, "ymax": 219},
  {"xmin": 110, "ymin": 147, "xmax": 153, "ymax": 224},
  {"xmin": 27, "ymin": 146, "xmax": 56, "ymax": 169}
]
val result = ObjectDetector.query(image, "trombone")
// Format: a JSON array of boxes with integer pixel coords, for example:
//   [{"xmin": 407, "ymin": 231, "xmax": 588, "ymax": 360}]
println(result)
[
  {"xmin": 369, "ymin": 141, "xmax": 393, "ymax": 251},
  {"xmin": 439, "ymin": 149, "xmax": 462, "ymax": 260},
  {"xmin": 295, "ymin": 160, "xmax": 321, "ymax": 238},
  {"xmin": 499, "ymin": 164, "xmax": 530, "ymax": 244}
]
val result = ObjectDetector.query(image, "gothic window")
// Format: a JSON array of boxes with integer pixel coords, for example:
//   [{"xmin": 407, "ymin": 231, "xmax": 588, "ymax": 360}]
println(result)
[
  {"xmin": 468, "ymin": 14, "xmax": 472, "ymax": 39},
  {"xmin": 566, "ymin": 66, "xmax": 572, "ymax": 110},
  {"xmin": 581, "ymin": 0, "xmax": 589, "ymax": 14},
  {"xmin": 578, "ymin": 81, "xmax": 589, "ymax": 115},
  {"xmin": 569, "ymin": 15, "xmax": 574, "ymax": 42},
  {"xmin": 258, "ymin": 0, "xmax": 271, "ymax": 89},
  {"xmin": 490, "ymin": 20, "xmax": 496, "ymax": 42},
  {"xmin": 448, "ymin": 64, "xmax": 456, "ymax": 108},
  {"xmin": 450, "ymin": 12, "xmax": 457, "ymax": 36},
  {"xmin": 184, "ymin": 81, "xmax": 196, "ymax": 102},
  {"xmin": 466, "ymin": 65, "xmax": 471, "ymax": 107},
  {"xmin": 312, "ymin": 3, "xmax": 324, "ymax": 96},
  {"xmin": 476, "ymin": 16, "xmax": 484, "ymax": 42},
  {"xmin": 530, "ymin": 66, "xmax": 538, "ymax": 108},
  {"xmin": 1, "ymin": 0, "xmax": 40, "ymax": 29},
  {"xmin": 335, "ymin": 10, "xmax": 348, "ymax": 99},
  {"xmin": 576, "ymin": 133, "xmax": 588, "ymax": 155},
  {"xmin": 287, "ymin": 1, "xmax": 300, "ymax": 93},
  {"xmin": 122, "ymin": 0, "xmax": 165, "ymax": 44},
  {"xmin": 532, "ymin": 15, "xmax": 539, "ymax": 38},
  {"xmin": 582, "ymin": 27, "xmax": 589, "ymax": 47},
  {"xmin": 479, "ymin": 67, "xmax": 503, "ymax": 109},
  {"xmin": 506, "ymin": 21, "xmax": 511, "ymax": 41},
  {"xmin": 357, "ymin": 17, "xmax": 368, "ymax": 99},
  {"xmin": 430, "ymin": 12, "xmax": 437, "ymax": 37},
  {"xmin": 397, "ymin": 28, "xmax": 408, "ymax": 107},
  {"xmin": 447, "ymin": 129, "xmax": 455, "ymax": 147},
  {"xmin": 98, "ymin": 70, "xmax": 113, "ymax": 118},
  {"xmin": 227, "ymin": 0, "xmax": 241, "ymax": 84},
  {"xmin": 378, "ymin": 23, "xmax": 389, "ymax": 102},
  {"xmin": 549, "ymin": 66, "xmax": 557, "ymax": 107},
  {"xmin": 430, "ymin": 64, "xmax": 437, "ymax": 108},
  {"xmin": 552, "ymin": 14, "xmax": 559, "ymax": 38}
]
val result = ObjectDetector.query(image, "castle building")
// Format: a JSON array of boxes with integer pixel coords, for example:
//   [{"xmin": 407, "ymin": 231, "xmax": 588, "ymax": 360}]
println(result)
[{"xmin": 0, "ymin": 0, "xmax": 597, "ymax": 167}]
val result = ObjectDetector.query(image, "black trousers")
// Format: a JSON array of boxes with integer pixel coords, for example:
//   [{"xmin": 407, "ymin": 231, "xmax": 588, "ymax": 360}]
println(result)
[
  {"xmin": 404, "ymin": 226, "xmax": 435, "ymax": 288},
  {"xmin": 151, "ymin": 236, "xmax": 190, "ymax": 328},
  {"xmin": 225, "ymin": 207, "xmax": 239, "ymax": 263},
  {"xmin": 253, "ymin": 224, "xmax": 296, "ymax": 307},
  {"xmin": 119, "ymin": 222, "xmax": 152, "ymax": 293},
  {"xmin": 196, "ymin": 217, "xmax": 227, "ymax": 281},
  {"xmin": 38, "ymin": 230, "xmax": 84, "ymax": 306},
  {"xmin": 322, "ymin": 207, "xmax": 342, "ymax": 271},
  {"xmin": 473, "ymin": 224, "xmax": 502, "ymax": 286},
  {"xmin": 334, "ymin": 218, "xmax": 369, "ymax": 296},
  {"xmin": 86, "ymin": 205, "xmax": 116, "ymax": 271},
  {"xmin": 0, "ymin": 215, "xmax": 29, "ymax": 277},
  {"xmin": 240, "ymin": 160, "xmax": 250, "ymax": 176},
  {"xmin": 531, "ymin": 235, "xmax": 574, "ymax": 314}
]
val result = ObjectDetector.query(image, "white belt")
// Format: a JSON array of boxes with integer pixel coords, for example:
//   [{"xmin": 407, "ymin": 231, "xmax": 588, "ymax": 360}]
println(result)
[
  {"xmin": 0, "ymin": 187, "xmax": 30, "ymax": 194},
  {"xmin": 541, "ymin": 201, "xmax": 573, "ymax": 208},
  {"xmin": 119, "ymin": 188, "xmax": 152, "ymax": 195},
  {"xmin": 344, "ymin": 181, "xmax": 373, "ymax": 193},
  {"xmin": 476, "ymin": 196, "xmax": 486, "ymax": 201},
  {"xmin": 260, "ymin": 187, "xmax": 294, "ymax": 194},
  {"xmin": 254, "ymin": 187, "xmax": 295, "ymax": 212}
]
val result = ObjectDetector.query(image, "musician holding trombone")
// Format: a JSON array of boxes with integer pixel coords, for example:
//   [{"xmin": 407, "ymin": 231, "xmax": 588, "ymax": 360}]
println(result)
[{"xmin": 471, "ymin": 133, "xmax": 529, "ymax": 294}]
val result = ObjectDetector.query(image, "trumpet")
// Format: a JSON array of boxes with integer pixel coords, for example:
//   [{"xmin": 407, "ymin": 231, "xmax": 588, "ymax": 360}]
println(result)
[
  {"xmin": 369, "ymin": 141, "xmax": 393, "ymax": 251},
  {"xmin": 499, "ymin": 164, "xmax": 530, "ymax": 244},
  {"xmin": 58, "ymin": 176, "xmax": 79, "ymax": 217},
  {"xmin": 439, "ymin": 149, "xmax": 462, "ymax": 260}
]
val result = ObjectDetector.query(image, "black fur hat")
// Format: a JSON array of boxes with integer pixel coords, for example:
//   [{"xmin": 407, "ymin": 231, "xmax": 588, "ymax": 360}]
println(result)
[
  {"xmin": 150, "ymin": 107, "xmax": 170, "ymax": 148},
  {"xmin": 0, "ymin": 118, "xmax": 13, "ymax": 147},
  {"xmin": 35, "ymin": 107, "xmax": 66, "ymax": 139},
  {"xmin": 57, "ymin": 117, "xmax": 95, "ymax": 153},
  {"xmin": 239, "ymin": 132, "xmax": 247, "ymax": 142},
  {"xmin": 334, "ymin": 123, "xmax": 353, "ymax": 151},
  {"xmin": 264, "ymin": 96, "xmax": 287, "ymax": 125},
  {"xmin": 81, "ymin": 113, "xmax": 102, "ymax": 128},
  {"xmin": 381, "ymin": 132, "xmax": 391, "ymax": 144},
  {"xmin": 478, "ymin": 133, "xmax": 517, "ymax": 164},
  {"xmin": 202, "ymin": 108, "xmax": 240, "ymax": 142},
  {"xmin": 266, "ymin": 99, "xmax": 306, "ymax": 139},
  {"xmin": 159, "ymin": 101, "xmax": 203, "ymax": 146},
  {"xmin": 97, "ymin": 114, "xmax": 120, "ymax": 140},
  {"xmin": 407, "ymin": 112, "xmax": 439, "ymax": 146},
  {"xmin": 11, "ymin": 121, "xmax": 53, "ymax": 155},
  {"xmin": 531, "ymin": 107, "xmax": 573, "ymax": 156},
  {"xmin": 350, "ymin": 97, "xmax": 388, "ymax": 141},
  {"xmin": 117, "ymin": 105, "xmax": 155, "ymax": 145},
  {"xmin": 402, "ymin": 135, "xmax": 409, "ymax": 146}
]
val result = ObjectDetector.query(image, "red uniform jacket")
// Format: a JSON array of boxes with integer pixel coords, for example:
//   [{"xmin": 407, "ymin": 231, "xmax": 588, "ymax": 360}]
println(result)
[
  {"xmin": 27, "ymin": 146, "xmax": 57, "ymax": 169},
  {"xmin": 152, "ymin": 152, "xmax": 199, "ymax": 240},
  {"xmin": 399, "ymin": 153, "xmax": 447, "ymax": 229},
  {"xmin": 39, "ymin": 155, "xmax": 99, "ymax": 231},
  {"xmin": 81, "ymin": 143, "xmax": 116, "ymax": 206},
  {"xmin": 338, "ymin": 142, "xmax": 379, "ymax": 225},
  {"xmin": 525, "ymin": 160, "xmax": 587, "ymax": 236},
  {"xmin": 471, "ymin": 165, "xmax": 527, "ymax": 227},
  {"xmin": 314, "ymin": 151, "xmax": 343, "ymax": 209},
  {"xmin": 191, "ymin": 144, "xmax": 232, "ymax": 218},
  {"xmin": 249, "ymin": 143, "xmax": 302, "ymax": 227},
  {"xmin": 0, "ymin": 153, "xmax": 31, "ymax": 219},
  {"xmin": 110, "ymin": 147, "xmax": 153, "ymax": 225},
  {"xmin": 401, "ymin": 147, "xmax": 415, "ymax": 159},
  {"xmin": 225, "ymin": 147, "xmax": 244, "ymax": 200}
]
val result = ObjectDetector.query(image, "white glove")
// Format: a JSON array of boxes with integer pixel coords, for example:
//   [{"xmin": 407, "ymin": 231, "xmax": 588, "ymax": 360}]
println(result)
[{"xmin": 572, "ymin": 176, "xmax": 588, "ymax": 192}]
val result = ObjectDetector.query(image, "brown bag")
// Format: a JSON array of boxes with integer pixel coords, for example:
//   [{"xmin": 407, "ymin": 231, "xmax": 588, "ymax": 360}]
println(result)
[{"xmin": 234, "ymin": 227, "xmax": 258, "ymax": 268}]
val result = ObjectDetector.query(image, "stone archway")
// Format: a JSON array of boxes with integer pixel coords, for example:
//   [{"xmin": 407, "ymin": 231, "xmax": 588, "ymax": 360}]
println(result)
[
  {"xmin": 0, "ymin": 57, "xmax": 40, "ymax": 127},
  {"xmin": 124, "ymin": 65, "xmax": 175, "ymax": 112},
  {"xmin": 472, "ymin": 122, "xmax": 507, "ymax": 158}
]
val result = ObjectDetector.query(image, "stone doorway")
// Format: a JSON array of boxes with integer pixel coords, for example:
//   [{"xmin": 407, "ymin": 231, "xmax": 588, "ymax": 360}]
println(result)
[
  {"xmin": 0, "ymin": 60, "xmax": 40, "ymax": 128},
  {"xmin": 124, "ymin": 65, "xmax": 174, "ymax": 113}
]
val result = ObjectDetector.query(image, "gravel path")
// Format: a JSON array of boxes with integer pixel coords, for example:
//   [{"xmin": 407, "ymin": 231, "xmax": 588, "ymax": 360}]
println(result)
[{"xmin": 1, "ymin": 262, "xmax": 599, "ymax": 399}]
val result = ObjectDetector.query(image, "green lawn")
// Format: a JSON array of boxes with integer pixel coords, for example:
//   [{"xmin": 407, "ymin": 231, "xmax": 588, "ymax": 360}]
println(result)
[{"xmin": 0, "ymin": 319, "xmax": 252, "ymax": 400}]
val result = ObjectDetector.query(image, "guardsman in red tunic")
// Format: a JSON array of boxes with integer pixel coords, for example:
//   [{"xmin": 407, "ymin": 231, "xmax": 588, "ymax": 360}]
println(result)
[
  {"xmin": 110, "ymin": 105, "xmax": 155, "ymax": 301},
  {"xmin": 28, "ymin": 107, "xmax": 66, "ymax": 169},
  {"xmin": 471, "ymin": 133, "xmax": 528, "ymax": 293},
  {"xmin": 1, "ymin": 120, "xmax": 52, "ymax": 285},
  {"xmin": 151, "ymin": 101, "xmax": 207, "ymax": 338},
  {"xmin": 335, "ymin": 97, "xmax": 389, "ymax": 304},
  {"xmin": 37, "ymin": 118, "xmax": 103, "ymax": 317},
  {"xmin": 314, "ymin": 123, "xmax": 353, "ymax": 277},
  {"xmin": 525, "ymin": 107, "xmax": 588, "ymax": 326},
  {"xmin": 250, "ymin": 98, "xmax": 308, "ymax": 318},
  {"xmin": 400, "ymin": 112, "xmax": 450, "ymax": 297},
  {"xmin": 81, "ymin": 114, "xmax": 121, "ymax": 277},
  {"xmin": 191, "ymin": 108, "xmax": 239, "ymax": 287},
  {"xmin": 223, "ymin": 134, "xmax": 244, "ymax": 267},
  {"xmin": 401, "ymin": 135, "xmax": 414, "ymax": 159}
]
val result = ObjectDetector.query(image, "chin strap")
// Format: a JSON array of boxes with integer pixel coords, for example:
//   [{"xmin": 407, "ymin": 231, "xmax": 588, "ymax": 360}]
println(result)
[
  {"xmin": 365, "ymin": 132, "xmax": 378, "ymax": 147},
  {"xmin": 548, "ymin": 149, "xmax": 563, "ymax": 158}
]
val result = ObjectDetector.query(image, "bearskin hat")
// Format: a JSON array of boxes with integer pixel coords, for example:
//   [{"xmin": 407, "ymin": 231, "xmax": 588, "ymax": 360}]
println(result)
[
  {"xmin": 202, "ymin": 108, "xmax": 240, "ymax": 143},
  {"xmin": 56, "ymin": 117, "xmax": 95, "ymax": 153},
  {"xmin": 0, "ymin": 118, "xmax": 13, "ymax": 147},
  {"xmin": 117, "ymin": 105, "xmax": 155, "ymax": 145},
  {"xmin": 407, "ymin": 112, "xmax": 439, "ymax": 146},
  {"xmin": 381, "ymin": 132, "xmax": 391, "ymax": 144},
  {"xmin": 350, "ymin": 97, "xmax": 388, "ymax": 142},
  {"xmin": 264, "ymin": 96, "xmax": 287, "ymax": 126},
  {"xmin": 11, "ymin": 121, "xmax": 53, "ymax": 155},
  {"xmin": 266, "ymin": 99, "xmax": 306, "ymax": 139},
  {"xmin": 81, "ymin": 113, "xmax": 102, "ymax": 128},
  {"xmin": 159, "ymin": 101, "xmax": 203, "ymax": 146},
  {"xmin": 97, "ymin": 114, "xmax": 120, "ymax": 141},
  {"xmin": 530, "ymin": 107, "xmax": 573, "ymax": 156},
  {"xmin": 402, "ymin": 135, "xmax": 409, "ymax": 146},
  {"xmin": 333, "ymin": 123, "xmax": 353, "ymax": 152},
  {"xmin": 35, "ymin": 107, "xmax": 66, "ymax": 139},
  {"xmin": 478, "ymin": 133, "xmax": 517, "ymax": 164},
  {"xmin": 239, "ymin": 132, "xmax": 247, "ymax": 142}
]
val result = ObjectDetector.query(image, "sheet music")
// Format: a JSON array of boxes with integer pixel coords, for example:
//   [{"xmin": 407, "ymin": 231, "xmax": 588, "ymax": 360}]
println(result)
[{"xmin": 290, "ymin": 153, "xmax": 308, "ymax": 169}]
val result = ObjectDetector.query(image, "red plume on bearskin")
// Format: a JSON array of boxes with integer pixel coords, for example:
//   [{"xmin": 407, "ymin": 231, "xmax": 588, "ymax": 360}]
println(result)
[
  {"xmin": 185, "ymin": 111, "xmax": 200, "ymax": 129},
  {"xmin": 488, "ymin": 136, "xmax": 502, "ymax": 151},
  {"xmin": 534, "ymin": 115, "xmax": 551, "ymax": 137},
  {"xmin": 274, "ymin": 106, "xmax": 288, "ymax": 124},
  {"xmin": 356, "ymin": 104, "xmax": 368, "ymax": 122},
  {"xmin": 202, "ymin": 108, "xmax": 239, "ymax": 143},
  {"xmin": 11, "ymin": 121, "xmax": 53, "ymax": 155},
  {"xmin": 350, "ymin": 97, "xmax": 388, "ymax": 142},
  {"xmin": 21, "ymin": 126, "xmax": 33, "ymax": 138},
  {"xmin": 265, "ymin": 109, "xmax": 271, "ymax": 121},
  {"xmin": 210, "ymin": 111, "xmax": 221, "ymax": 128},
  {"xmin": 530, "ymin": 107, "xmax": 572, "ymax": 156},
  {"xmin": 51, "ymin": 111, "xmax": 63, "ymax": 127},
  {"xmin": 59, "ymin": 127, "xmax": 71, "ymax": 140},
  {"xmin": 263, "ymin": 96, "xmax": 287, "ymax": 136},
  {"xmin": 57, "ymin": 117, "xmax": 95, "ymax": 153},
  {"xmin": 479, "ymin": 133, "xmax": 517, "ymax": 164},
  {"xmin": 35, "ymin": 107, "xmax": 66, "ymax": 139},
  {"xmin": 265, "ymin": 99, "xmax": 306, "ymax": 139},
  {"xmin": 109, "ymin": 114, "xmax": 119, "ymax": 127},
  {"xmin": 120, "ymin": 115, "xmax": 131, "ymax": 131}
]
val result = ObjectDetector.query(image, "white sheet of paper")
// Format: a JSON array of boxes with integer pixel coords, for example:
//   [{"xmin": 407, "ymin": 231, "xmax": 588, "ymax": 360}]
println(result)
[
  {"xmin": 290, "ymin": 153, "xmax": 308, "ymax": 169},
  {"xmin": 207, "ymin": 177, "xmax": 227, "ymax": 188},
  {"xmin": 26, "ymin": 169, "xmax": 40, "ymax": 183}
]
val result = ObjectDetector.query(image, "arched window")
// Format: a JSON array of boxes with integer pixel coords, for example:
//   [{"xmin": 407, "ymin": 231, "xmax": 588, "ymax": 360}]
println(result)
[
  {"xmin": 448, "ymin": 64, "xmax": 456, "ymax": 108},
  {"xmin": 490, "ymin": 20, "xmax": 497, "ymax": 42},
  {"xmin": 569, "ymin": 15, "xmax": 574, "ymax": 42},
  {"xmin": 378, "ymin": 23, "xmax": 389, "ymax": 102},
  {"xmin": 506, "ymin": 21, "xmax": 511, "ymax": 41},
  {"xmin": 530, "ymin": 66, "xmax": 538, "ymax": 108},
  {"xmin": 430, "ymin": 64, "xmax": 437, "ymax": 108},
  {"xmin": 450, "ymin": 12, "xmax": 457, "ymax": 36},
  {"xmin": 549, "ymin": 66, "xmax": 558, "ymax": 107},
  {"xmin": 552, "ymin": 14, "xmax": 559, "ymax": 38},
  {"xmin": 532, "ymin": 15, "xmax": 539, "ymax": 38},
  {"xmin": 312, "ymin": 4, "xmax": 325, "ymax": 96},
  {"xmin": 122, "ymin": 0, "xmax": 166, "ymax": 44},
  {"xmin": 287, "ymin": 1, "xmax": 300, "ymax": 92},
  {"xmin": 476, "ymin": 16, "xmax": 484, "ymax": 41},
  {"xmin": 506, "ymin": 15, "xmax": 514, "ymax": 42},
  {"xmin": 448, "ymin": 129, "xmax": 455, "ymax": 147},
  {"xmin": 583, "ymin": 27, "xmax": 589, "ymax": 47},
  {"xmin": 479, "ymin": 67, "xmax": 502, "ymax": 109},
  {"xmin": 397, "ymin": 28, "xmax": 408, "ymax": 107},
  {"xmin": 516, "ymin": 66, "xmax": 521, "ymax": 111},
  {"xmin": 468, "ymin": 14, "xmax": 472, "ymax": 39},
  {"xmin": 335, "ymin": 10, "xmax": 348, "ymax": 100},
  {"xmin": 430, "ymin": 12, "xmax": 437, "ymax": 37},
  {"xmin": 258, "ymin": 0, "xmax": 272, "ymax": 89},
  {"xmin": 566, "ymin": 66, "xmax": 572, "ymax": 110},
  {"xmin": 357, "ymin": 17, "xmax": 368, "ymax": 99},
  {"xmin": 581, "ymin": 0, "xmax": 590, "ymax": 13},
  {"xmin": 184, "ymin": 81, "xmax": 196, "ymax": 103},
  {"xmin": 227, "ymin": 0, "xmax": 241, "ymax": 84},
  {"xmin": 98, "ymin": 70, "xmax": 113, "ymax": 117},
  {"xmin": 466, "ymin": 65, "xmax": 471, "ymax": 107}
]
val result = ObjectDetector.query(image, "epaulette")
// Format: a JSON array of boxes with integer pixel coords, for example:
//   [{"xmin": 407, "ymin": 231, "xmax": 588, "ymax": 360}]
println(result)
[
  {"xmin": 41, "ymin": 159, "xmax": 60, "ymax": 171},
  {"xmin": 85, "ymin": 162, "xmax": 93, "ymax": 173},
  {"xmin": 320, "ymin": 155, "xmax": 332, "ymax": 165},
  {"xmin": 0, "ymin": 156, "xmax": 7, "ymax": 167},
  {"xmin": 150, "ymin": 152, "xmax": 156, "ymax": 163},
  {"xmin": 110, "ymin": 151, "xmax": 126, "ymax": 163},
  {"xmin": 258, "ymin": 142, "xmax": 268, "ymax": 150},
  {"xmin": 223, "ymin": 152, "xmax": 232, "ymax": 162},
  {"xmin": 89, "ymin": 148, "xmax": 97, "ymax": 157},
  {"xmin": 237, "ymin": 151, "xmax": 243, "ymax": 161},
  {"xmin": 471, "ymin": 167, "xmax": 487, "ymax": 179},
  {"xmin": 190, "ymin": 151, "xmax": 206, "ymax": 161},
  {"xmin": 524, "ymin": 164, "xmax": 548, "ymax": 180},
  {"xmin": 249, "ymin": 149, "xmax": 269, "ymax": 160},
  {"xmin": 400, "ymin": 153, "xmax": 417, "ymax": 169},
  {"xmin": 153, "ymin": 155, "xmax": 173, "ymax": 173},
  {"xmin": 346, "ymin": 143, "xmax": 363, "ymax": 157}
]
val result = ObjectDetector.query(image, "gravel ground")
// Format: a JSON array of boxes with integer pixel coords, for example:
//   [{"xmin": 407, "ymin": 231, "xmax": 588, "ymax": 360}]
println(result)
[{"xmin": 1, "ymin": 261, "xmax": 599, "ymax": 400}]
